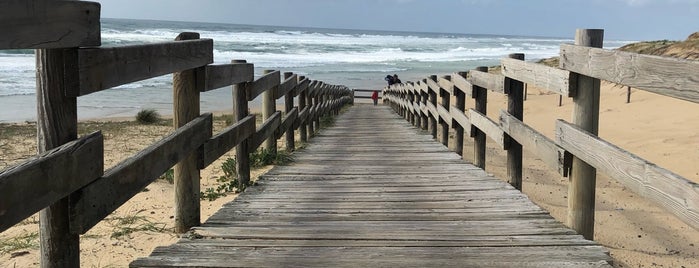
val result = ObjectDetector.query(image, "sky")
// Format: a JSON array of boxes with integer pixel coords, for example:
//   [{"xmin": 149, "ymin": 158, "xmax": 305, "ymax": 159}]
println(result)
[{"xmin": 95, "ymin": 0, "xmax": 699, "ymax": 41}]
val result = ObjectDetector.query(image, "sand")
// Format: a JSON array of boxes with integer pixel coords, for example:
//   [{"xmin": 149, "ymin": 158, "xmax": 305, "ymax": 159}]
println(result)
[{"xmin": 1, "ymin": 82, "xmax": 698, "ymax": 267}]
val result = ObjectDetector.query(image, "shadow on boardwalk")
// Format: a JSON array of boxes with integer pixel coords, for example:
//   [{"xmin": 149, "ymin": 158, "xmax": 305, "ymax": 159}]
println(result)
[{"xmin": 132, "ymin": 104, "xmax": 612, "ymax": 267}]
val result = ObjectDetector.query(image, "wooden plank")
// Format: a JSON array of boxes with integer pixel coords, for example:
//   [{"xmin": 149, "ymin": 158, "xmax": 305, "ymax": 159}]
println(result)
[
  {"xmin": 438, "ymin": 76, "xmax": 454, "ymax": 95},
  {"xmin": 73, "ymin": 39, "xmax": 213, "ymax": 96},
  {"xmin": 202, "ymin": 63, "xmax": 254, "ymax": 92},
  {"xmin": 450, "ymin": 106, "xmax": 471, "ymax": 135},
  {"xmin": 0, "ymin": 0, "xmax": 100, "ymax": 49},
  {"xmin": 425, "ymin": 78, "xmax": 441, "ymax": 93},
  {"xmin": 294, "ymin": 106, "xmax": 310, "ymax": 128},
  {"xmin": 451, "ymin": 72, "xmax": 473, "ymax": 97},
  {"xmin": 500, "ymin": 111, "xmax": 567, "ymax": 176},
  {"xmin": 469, "ymin": 109, "xmax": 505, "ymax": 148},
  {"xmin": 276, "ymin": 108, "xmax": 299, "ymax": 140},
  {"xmin": 501, "ymin": 58, "xmax": 576, "ymax": 97},
  {"xmin": 248, "ymin": 111, "xmax": 282, "ymax": 151},
  {"xmin": 425, "ymin": 101, "xmax": 439, "ymax": 119},
  {"xmin": 70, "ymin": 114, "xmax": 213, "ymax": 233},
  {"xmin": 560, "ymin": 44, "xmax": 699, "ymax": 103},
  {"xmin": 469, "ymin": 70, "xmax": 505, "ymax": 93},
  {"xmin": 556, "ymin": 120, "xmax": 699, "ymax": 230},
  {"xmin": 275, "ymin": 73, "xmax": 298, "ymax": 99},
  {"xmin": 247, "ymin": 70, "xmax": 280, "ymax": 101},
  {"xmin": 294, "ymin": 77, "xmax": 310, "ymax": 95},
  {"xmin": 437, "ymin": 105, "xmax": 452, "ymax": 127},
  {"xmin": 199, "ymin": 115, "xmax": 256, "ymax": 169},
  {"xmin": 0, "ymin": 132, "xmax": 103, "ymax": 233}
]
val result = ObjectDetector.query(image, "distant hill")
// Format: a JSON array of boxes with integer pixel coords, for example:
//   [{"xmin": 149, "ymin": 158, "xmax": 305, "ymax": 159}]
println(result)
[{"xmin": 536, "ymin": 32, "xmax": 699, "ymax": 67}]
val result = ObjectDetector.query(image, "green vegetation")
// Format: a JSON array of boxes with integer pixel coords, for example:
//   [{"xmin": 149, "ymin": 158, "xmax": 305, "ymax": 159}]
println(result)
[
  {"xmin": 109, "ymin": 212, "xmax": 166, "ymax": 239},
  {"xmin": 0, "ymin": 232, "xmax": 39, "ymax": 254},
  {"xmin": 158, "ymin": 168, "xmax": 174, "ymax": 184},
  {"xmin": 135, "ymin": 109, "xmax": 161, "ymax": 124}
]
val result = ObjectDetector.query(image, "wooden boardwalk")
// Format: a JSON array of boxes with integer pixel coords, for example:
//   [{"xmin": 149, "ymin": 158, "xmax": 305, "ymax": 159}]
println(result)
[{"xmin": 131, "ymin": 104, "xmax": 612, "ymax": 267}]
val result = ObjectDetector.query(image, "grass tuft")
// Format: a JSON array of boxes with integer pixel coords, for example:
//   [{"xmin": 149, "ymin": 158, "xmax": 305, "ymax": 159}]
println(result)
[
  {"xmin": 135, "ymin": 109, "xmax": 161, "ymax": 124},
  {"xmin": 109, "ymin": 212, "xmax": 166, "ymax": 239},
  {"xmin": 0, "ymin": 232, "xmax": 39, "ymax": 254}
]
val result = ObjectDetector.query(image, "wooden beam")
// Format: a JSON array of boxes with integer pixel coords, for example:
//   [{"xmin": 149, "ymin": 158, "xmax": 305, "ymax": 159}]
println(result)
[
  {"xmin": 500, "ymin": 111, "xmax": 568, "ymax": 176},
  {"xmin": 70, "ymin": 114, "xmax": 212, "ymax": 234},
  {"xmin": 275, "ymin": 74, "xmax": 298, "ymax": 99},
  {"xmin": 0, "ymin": 132, "xmax": 103, "ymax": 233},
  {"xmin": 450, "ymin": 106, "xmax": 471, "ymax": 136},
  {"xmin": 73, "ymin": 39, "xmax": 214, "ymax": 96},
  {"xmin": 295, "ymin": 78, "xmax": 310, "ymax": 95},
  {"xmin": 469, "ymin": 109, "xmax": 505, "ymax": 149},
  {"xmin": 501, "ymin": 58, "xmax": 577, "ymax": 97},
  {"xmin": 469, "ymin": 71, "xmax": 505, "ymax": 93},
  {"xmin": 198, "ymin": 115, "xmax": 256, "ymax": 169},
  {"xmin": 203, "ymin": 63, "xmax": 254, "ymax": 92},
  {"xmin": 247, "ymin": 71, "xmax": 281, "ymax": 101},
  {"xmin": 248, "ymin": 112, "xmax": 282, "ymax": 152},
  {"xmin": 560, "ymin": 44, "xmax": 699, "ymax": 103},
  {"xmin": 438, "ymin": 76, "xmax": 454, "ymax": 95},
  {"xmin": 425, "ymin": 101, "xmax": 439, "ymax": 121},
  {"xmin": 294, "ymin": 106, "xmax": 310, "ymax": 129},
  {"xmin": 556, "ymin": 120, "xmax": 699, "ymax": 230},
  {"xmin": 452, "ymin": 72, "xmax": 473, "ymax": 97},
  {"xmin": 276, "ymin": 108, "xmax": 299, "ymax": 140},
  {"xmin": 437, "ymin": 104, "xmax": 452, "ymax": 127},
  {"xmin": 425, "ymin": 78, "xmax": 441, "ymax": 94},
  {"xmin": 0, "ymin": 0, "xmax": 100, "ymax": 49}
]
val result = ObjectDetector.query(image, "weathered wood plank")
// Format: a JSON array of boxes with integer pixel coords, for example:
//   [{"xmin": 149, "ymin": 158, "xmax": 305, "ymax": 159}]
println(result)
[
  {"xmin": 425, "ymin": 77, "xmax": 441, "ymax": 93},
  {"xmin": 556, "ymin": 120, "xmax": 699, "ymax": 230},
  {"xmin": 247, "ymin": 70, "xmax": 280, "ymax": 101},
  {"xmin": 501, "ymin": 58, "xmax": 576, "ymax": 97},
  {"xmin": 452, "ymin": 72, "xmax": 473, "ymax": 96},
  {"xmin": 425, "ymin": 101, "xmax": 439, "ymax": 119},
  {"xmin": 73, "ymin": 39, "xmax": 214, "ymax": 96},
  {"xmin": 70, "ymin": 114, "xmax": 213, "ymax": 233},
  {"xmin": 560, "ymin": 44, "xmax": 699, "ymax": 103},
  {"xmin": 469, "ymin": 109, "xmax": 505, "ymax": 148},
  {"xmin": 0, "ymin": 132, "xmax": 103, "ymax": 233},
  {"xmin": 294, "ymin": 77, "xmax": 310, "ymax": 95},
  {"xmin": 450, "ymin": 106, "xmax": 471, "ymax": 135},
  {"xmin": 438, "ymin": 76, "xmax": 454, "ymax": 95},
  {"xmin": 275, "ymin": 108, "xmax": 298, "ymax": 140},
  {"xmin": 437, "ymin": 105, "xmax": 452, "ymax": 127},
  {"xmin": 248, "ymin": 111, "xmax": 282, "ymax": 151},
  {"xmin": 198, "ymin": 115, "xmax": 256, "ymax": 168},
  {"xmin": 500, "ymin": 111, "xmax": 567, "ymax": 176},
  {"xmin": 0, "ymin": 0, "xmax": 101, "ymax": 49},
  {"xmin": 275, "ymin": 73, "xmax": 298, "ymax": 99},
  {"xmin": 202, "ymin": 63, "xmax": 254, "ymax": 92},
  {"xmin": 469, "ymin": 70, "xmax": 505, "ymax": 93}
]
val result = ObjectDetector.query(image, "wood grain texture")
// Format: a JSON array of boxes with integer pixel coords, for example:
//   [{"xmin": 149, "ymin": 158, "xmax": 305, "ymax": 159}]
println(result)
[
  {"xmin": 248, "ymin": 111, "xmax": 282, "ymax": 151},
  {"xmin": 500, "ymin": 111, "xmax": 567, "ymax": 176},
  {"xmin": 0, "ymin": 0, "xmax": 100, "ymax": 49},
  {"xmin": 199, "ymin": 115, "xmax": 256, "ymax": 169},
  {"xmin": 450, "ymin": 106, "xmax": 471, "ymax": 136},
  {"xmin": 276, "ymin": 107, "xmax": 299, "ymax": 140},
  {"xmin": 501, "ymin": 58, "xmax": 577, "ymax": 97},
  {"xmin": 275, "ymin": 73, "xmax": 298, "ymax": 99},
  {"xmin": 295, "ymin": 77, "xmax": 310, "ymax": 95},
  {"xmin": 560, "ymin": 44, "xmax": 699, "ymax": 103},
  {"xmin": 437, "ymin": 104, "xmax": 452, "ymax": 127},
  {"xmin": 74, "ymin": 39, "xmax": 213, "ymax": 96},
  {"xmin": 469, "ymin": 70, "xmax": 505, "ymax": 93},
  {"xmin": 556, "ymin": 120, "xmax": 699, "ymax": 230},
  {"xmin": 452, "ymin": 72, "xmax": 474, "ymax": 96},
  {"xmin": 0, "ymin": 132, "xmax": 103, "ymax": 233},
  {"xmin": 469, "ymin": 109, "xmax": 505, "ymax": 148},
  {"xmin": 438, "ymin": 76, "xmax": 454, "ymax": 95},
  {"xmin": 133, "ymin": 105, "xmax": 611, "ymax": 268},
  {"xmin": 70, "ymin": 114, "xmax": 212, "ymax": 234},
  {"xmin": 202, "ymin": 63, "xmax": 254, "ymax": 92},
  {"xmin": 246, "ymin": 70, "xmax": 280, "ymax": 101}
]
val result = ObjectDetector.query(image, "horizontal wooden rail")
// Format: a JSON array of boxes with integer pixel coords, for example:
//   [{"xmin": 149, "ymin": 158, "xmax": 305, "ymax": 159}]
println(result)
[
  {"xmin": 450, "ymin": 106, "xmax": 471, "ymax": 136},
  {"xmin": 0, "ymin": 0, "xmax": 101, "ymax": 49},
  {"xmin": 275, "ymin": 108, "xmax": 299, "ymax": 140},
  {"xmin": 560, "ymin": 44, "xmax": 699, "ymax": 103},
  {"xmin": 469, "ymin": 70, "xmax": 505, "ymax": 94},
  {"xmin": 275, "ymin": 74, "xmax": 298, "ymax": 99},
  {"xmin": 451, "ymin": 72, "xmax": 474, "ymax": 97},
  {"xmin": 198, "ymin": 115, "xmax": 256, "ymax": 169},
  {"xmin": 248, "ymin": 112, "xmax": 282, "ymax": 151},
  {"xmin": 202, "ymin": 63, "xmax": 254, "ymax": 92},
  {"xmin": 438, "ymin": 76, "xmax": 454, "ymax": 95},
  {"xmin": 295, "ymin": 78, "xmax": 310, "ymax": 95},
  {"xmin": 247, "ymin": 71, "xmax": 281, "ymax": 101},
  {"xmin": 501, "ymin": 58, "xmax": 577, "ymax": 97},
  {"xmin": 294, "ymin": 106, "xmax": 310, "ymax": 129},
  {"xmin": 469, "ymin": 109, "xmax": 505, "ymax": 148},
  {"xmin": 72, "ymin": 39, "xmax": 214, "ymax": 96},
  {"xmin": 437, "ymin": 105, "xmax": 451, "ymax": 126},
  {"xmin": 70, "ymin": 114, "xmax": 213, "ymax": 233},
  {"xmin": 0, "ymin": 132, "xmax": 103, "ymax": 232},
  {"xmin": 500, "ymin": 111, "xmax": 569, "ymax": 176},
  {"xmin": 556, "ymin": 120, "xmax": 699, "ymax": 230}
]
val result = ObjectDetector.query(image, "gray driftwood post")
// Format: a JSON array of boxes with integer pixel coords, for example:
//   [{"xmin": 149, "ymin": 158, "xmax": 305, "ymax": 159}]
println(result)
[
  {"xmin": 454, "ymin": 72, "xmax": 467, "ymax": 156},
  {"xmin": 428, "ymin": 77, "xmax": 438, "ymax": 139},
  {"xmin": 473, "ymin": 66, "xmax": 488, "ymax": 169},
  {"xmin": 313, "ymin": 84, "xmax": 321, "ymax": 131},
  {"xmin": 284, "ymin": 72, "xmax": 295, "ymax": 151},
  {"xmin": 414, "ymin": 84, "xmax": 422, "ymax": 128},
  {"xmin": 298, "ymin": 76, "xmax": 308, "ymax": 143},
  {"xmin": 567, "ymin": 29, "xmax": 604, "ymax": 240},
  {"xmin": 262, "ymin": 69, "xmax": 277, "ymax": 154},
  {"xmin": 506, "ymin": 53, "xmax": 525, "ymax": 191},
  {"xmin": 440, "ymin": 76, "xmax": 451, "ymax": 147},
  {"xmin": 37, "ymin": 47, "xmax": 80, "ymax": 268},
  {"xmin": 233, "ymin": 60, "xmax": 251, "ymax": 188},
  {"xmin": 173, "ymin": 32, "xmax": 202, "ymax": 233},
  {"xmin": 307, "ymin": 83, "xmax": 315, "ymax": 136},
  {"xmin": 421, "ymin": 85, "xmax": 429, "ymax": 130}
]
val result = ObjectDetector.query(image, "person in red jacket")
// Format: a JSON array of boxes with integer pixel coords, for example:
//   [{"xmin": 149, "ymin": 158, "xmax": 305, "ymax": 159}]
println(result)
[{"xmin": 371, "ymin": 90, "xmax": 379, "ymax": 106}]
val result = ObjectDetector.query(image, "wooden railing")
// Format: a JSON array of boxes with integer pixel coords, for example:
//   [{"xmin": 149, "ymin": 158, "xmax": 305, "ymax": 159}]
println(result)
[
  {"xmin": 383, "ymin": 29, "xmax": 699, "ymax": 241},
  {"xmin": 0, "ymin": 1, "xmax": 352, "ymax": 267}
]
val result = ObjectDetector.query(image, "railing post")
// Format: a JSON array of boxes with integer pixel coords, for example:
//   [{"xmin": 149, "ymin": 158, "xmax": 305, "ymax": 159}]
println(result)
[
  {"xmin": 262, "ymin": 69, "xmax": 277, "ymax": 154},
  {"xmin": 284, "ymin": 72, "xmax": 295, "ymax": 151},
  {"xmin": 454, "ymin": 73, "xmax": 466, "ymax": 157},
  {"xmin": 233, "ymin": 59, "xmax": 251, "ymax": 188},
  {"xmin": 473, "ymin": 66, "xmax": 488, "ymax": 169},
  {"xmin": 37, "ymin": 47, "xmax": 80, "ymax": 268},
  {"xmin": 439, "ymin": 76, "xmax": 451, "ymax": 147},
  {"xmin": 428, "ymin": 76, "xmax": 438, "ymax": 139},
  {"xmin": 298, "ymin": 76, "xmax": 308, "ymax": 143},
  {"xmin": 173, "ymin": 32, "xmax": 202, "ymax": 233},
  {"xmin": 506, "ymin": 53, "xmax": 525, "ymax": 191},
  {"xmin": 567, "ymin": 29, "xmax": 604, "ymax": 240},
  {"xmin": 414, "ymin": 83, "xmax": 422, "ymax": 128},
  {"xmin": 307, "ymin": 82, "xmax": 315, "ymax": 136},
  {"xmin": 421, "ymin": 84, "xmax": 429, "ymax": 130},
  {"xmin": 313, "ymin": 83, "xmax": 322, "ymax": 131}
]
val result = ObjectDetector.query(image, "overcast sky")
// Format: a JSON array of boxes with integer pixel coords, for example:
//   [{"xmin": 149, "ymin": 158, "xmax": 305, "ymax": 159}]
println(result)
[{"xmin": 95, "ymin": 0, "xmax": 698, "ymax": 41}]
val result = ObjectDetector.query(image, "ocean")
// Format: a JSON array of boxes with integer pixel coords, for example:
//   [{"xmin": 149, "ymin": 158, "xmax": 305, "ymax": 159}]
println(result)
[{"xmin": 0, "ymin": 18, "xmax": 631, "ymax": 122}]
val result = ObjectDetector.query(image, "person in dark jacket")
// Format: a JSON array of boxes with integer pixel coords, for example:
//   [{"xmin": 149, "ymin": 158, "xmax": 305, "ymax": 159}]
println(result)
[{"xmin": 393, "ymin": 74, "xmax": 401, "ymax": 84}]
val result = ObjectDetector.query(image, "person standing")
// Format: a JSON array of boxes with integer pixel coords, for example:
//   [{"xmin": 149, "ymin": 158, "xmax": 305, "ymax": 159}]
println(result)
[{"xmin": 371, "ymin": 90, "xmax": 379, "ymax": 106}]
